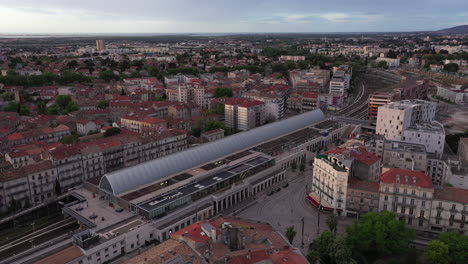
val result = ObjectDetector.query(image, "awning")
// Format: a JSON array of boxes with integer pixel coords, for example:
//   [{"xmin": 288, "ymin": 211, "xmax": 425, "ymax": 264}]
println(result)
[{"xmin": 306, "ymin": 195, "xmax": 319, "ymax": 207}]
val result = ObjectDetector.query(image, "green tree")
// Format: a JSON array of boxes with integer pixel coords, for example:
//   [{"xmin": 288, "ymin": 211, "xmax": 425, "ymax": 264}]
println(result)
[
  {"xmin": 60, "ymin": 134, "xmax": 79, "ymax": 144},
  {"xmin": 285, "ymin": 226, "xmax": 297, "ymax": 244},
  {"xmin": 308, "ymin": 231, "xmax": 356, "ymax": 264},
  {"xmin": 444, "ymin": 63, "xmax": 459, "ymax": 73},
  {"xmin": 346, "ymin": 211, "xmax": 415, "ymax": 261},
  {"xmin": 129, "ymin": 71, "xmax": 142, "ymax": 78},
  {"xmin": 99, "ymin": 70, "xmax": 120, "ymax": 82},
  {"xmin": 213, "ymin": 87, "xmax": 233, "ymax": 98},
  {"xmin": 4, "ymin": 101, "xmax": 19, "ymax": 113},
  {"xmin": 56, "ymin": 95, "xmax": 72, "ymax": 109},
  {"xmin": 66, "ymin": 60, "xmax": 79, "ymax": 69},
  {"xmin": 97, "ymin": 100, "xmax": 109, "ymax": 109},
  {"xmin": 1, "ymin": 92, "xmax": 15, "ymax": 101},
  {"xmin": 326, "ymin": 214, "xmax": 338, "ymax": 234},
  {"xmin": 36, "ymin": 100, "xmax": 47, "ymax": 114},
  {"xmin": 203, "ymin": 120, "xmax": 225, "ymax": 132},
  {"xmin": 426, "ymin": 240, "xmax": 450, "ymax": 264},
  {"xmin": 387, "ymin": 49, "xmax": 397, "ymax": 58},
  {"xmin": 19, "ymin": 104, "xmax": 30, "ymax": 116},
  {"xmin": 439, "ymin": 232, "xmax": 468, "ymax": 264},
  {"xmin": 331, "ymin": 235, "xmax": 356, "ymax": 264},
  {"xmin": 49, "ymin": 95, "xmax": 79, "ymax": 115},
  {"xmin": 377, "ymin": 60, "xmax": 389, "ymax": 69},
  {"xmin": 103, "ymin": 127, "xmax": 121, "ymax": 137}
]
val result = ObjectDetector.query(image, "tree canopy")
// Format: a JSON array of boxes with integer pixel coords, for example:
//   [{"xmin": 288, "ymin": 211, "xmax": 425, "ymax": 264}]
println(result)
[
  {"xmin": 346, "ymin": 211, "xmax": 415, "ymax": 261},
  {"xmin": 97, "ymin": 100, "xmax": 109, "ymax": 109},
  {"xmin": 103, "ymin": 127, "xmax": 121, "ymax": 137},
  {"xmin": 444, "ymin": 63, "xmax": 459, "ymax": 73},
  {"xmin": 214, "ymin": 87, "xmax": 233, "ymax": 98},
  {"xmin": 426, "ymin": 240, "xmax": 450, "ymax": 264},
  {"xmin": 285, "ymin": 226, "xmax": 297, "ymax": 244},
  {"xmin": 48, "ymin": 95, "xmax": 79, "ymax": 115}
]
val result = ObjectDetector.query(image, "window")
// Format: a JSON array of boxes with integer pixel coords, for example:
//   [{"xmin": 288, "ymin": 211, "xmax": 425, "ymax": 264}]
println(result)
[{"xmin": 409, "ymin": 208, "xmax": 414, "ymax": 215}]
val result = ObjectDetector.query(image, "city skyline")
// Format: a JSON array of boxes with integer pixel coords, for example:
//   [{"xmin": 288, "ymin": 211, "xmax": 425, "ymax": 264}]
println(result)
[{"xmin": 0, "ymin": 0, "xmax": 467, "ymax": 33}]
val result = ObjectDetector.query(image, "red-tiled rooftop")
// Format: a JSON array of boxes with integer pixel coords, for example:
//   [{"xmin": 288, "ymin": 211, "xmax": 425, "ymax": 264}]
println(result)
[
  {"xmin": 238, "ymin": 100, "xmax": 264, "ymax": 108},
  {"xmin": 381, "ymin": 168, "xmax": 433, "ymax": 189},
  {"xmin": 434, "ymin": 187, "xmax": 468, "ymax": 204},
  {"xmin": 348, "ymin": 177, "xmax": 380, "ymax": 192}
]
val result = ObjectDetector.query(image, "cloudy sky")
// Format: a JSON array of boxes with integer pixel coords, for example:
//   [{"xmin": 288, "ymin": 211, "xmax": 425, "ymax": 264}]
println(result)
[{"xmin": 0, "ymin": 0, "xmax": 467, "ymax": 33}]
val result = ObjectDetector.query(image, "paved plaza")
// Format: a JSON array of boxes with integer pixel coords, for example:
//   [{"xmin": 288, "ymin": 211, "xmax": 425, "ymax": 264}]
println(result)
[{"xmin": 236, "ymin": 166, "xmax": 355, "ymax": 251}]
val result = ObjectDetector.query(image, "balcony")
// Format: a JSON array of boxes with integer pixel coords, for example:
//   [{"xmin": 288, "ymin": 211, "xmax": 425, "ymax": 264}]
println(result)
[
  {"xmin": 450, "ymin": 208, "xmax": 458, "ymax": 213},
  {"xmin": 436, "ymin": 206, "xmax": 444, "ymax": 211}
]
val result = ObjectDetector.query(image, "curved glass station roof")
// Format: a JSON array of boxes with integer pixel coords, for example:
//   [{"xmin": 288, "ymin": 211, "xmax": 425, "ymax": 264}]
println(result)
[{"xmin": 99, "ymin": 110, "xmax": 325, "ymax": 195}]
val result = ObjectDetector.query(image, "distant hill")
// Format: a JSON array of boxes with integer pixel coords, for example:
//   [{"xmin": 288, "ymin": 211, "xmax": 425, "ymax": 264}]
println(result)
[{"xmin": 436, "ymin": 25, "xmax": 468, "ymax": 34}]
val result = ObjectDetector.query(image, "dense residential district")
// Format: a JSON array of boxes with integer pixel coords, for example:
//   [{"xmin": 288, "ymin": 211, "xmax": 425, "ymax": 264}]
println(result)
[{"xmin": 0, "ymin": 33, "xmax": 467, "ymax": 264}]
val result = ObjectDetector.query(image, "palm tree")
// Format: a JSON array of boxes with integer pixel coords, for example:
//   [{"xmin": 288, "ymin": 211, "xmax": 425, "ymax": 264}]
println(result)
[
  {"xmin": 326, "ymin": 214, "xmax": 338, "ymax": 234},
  {"xmin": 285, "ymin": 226, "xmax": 297, "ymax": 244}
]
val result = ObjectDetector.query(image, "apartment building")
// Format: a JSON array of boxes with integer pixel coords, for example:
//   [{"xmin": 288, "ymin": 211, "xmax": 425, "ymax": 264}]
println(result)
[
  {"xmin": 224, "ymin": 98, "xmax": 265, "ymax": 132},
  {"xmin": 166, "ymin": 84, "xmax": 207, "ymax": 108},
  {"xmin": 289, "ymin": 68, "xmax": 330, "ymax": 89},
  {"xmin": 243, "ymin": 92, "xmax": 286, "ymax": 121},
  {"xmin": 4, "ymin": 125, "xmax": 71, "ymax": 148},
  {"xmin": 326, "ymin": 142, "xmax": 382, "ymax": 182},
  {"xmin": 120, "ymin": 115, "xmax": 167, "ymax": 135},
  {"xmin": 383, "ymin": 141, "xmax": 427, "ymax": 171},
  {"xmin": 279, "ymin": 55, "xmax": 305, "ymax": 61},
  {"xmin": 329, "ymin": 65, "xmax": 352, "ymax": 95},
  {"xmin": 368, "ymin": 92, "xmax": 395, "ymax": 118},
  {"xmin": 437, "ymin": 86, "xmax": 468, "ymax": 104},
  {"xmin": 309, "ymin": 154, "xmax": 351, "ymax": 215},
  {"xmin": 0, "ymin": 130, "xmax": 188, "ymax": 213},
  {"xmin": 379, "ymin": 169, "xmax": 434, "ymax": 229},
  {"xmin": 346, "ymin": 177, "xmax": 380, "ymax": 216},
  {"xmin": 0, "ymin": 161, "xmax": 56, "ymax": 212},
  {"xmin": 287, "ymin": 92, "xmax": 319, "ymax": 113},
  {"xmin": 376, "ymin": 100, "xmax": 444, "ymax": 154},
  {"xmin": 376, "ymin": 57, "xmax": 400, "ymax": 67},
  {"xmin": 430, "ymin": 187, "xmax": 468, "ymax": 234},
  {"xmin": 394, "ymin": 80, "xmax": 429, "ymax": 101}
]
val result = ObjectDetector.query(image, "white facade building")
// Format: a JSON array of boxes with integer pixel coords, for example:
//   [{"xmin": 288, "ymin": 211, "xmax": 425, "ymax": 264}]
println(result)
[
  {"xmin": 437, "ymin": 86, "xmax": 468, "ymax": 104},
  {"xmin": 376, "ymin": 100, "xmax": 444, "ymax": 154}
]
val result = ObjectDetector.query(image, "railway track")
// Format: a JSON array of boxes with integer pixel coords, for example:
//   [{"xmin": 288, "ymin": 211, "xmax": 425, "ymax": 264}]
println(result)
[{"xmin": 0, "ymin": 217, "xmax": 79, "ymax": 260}]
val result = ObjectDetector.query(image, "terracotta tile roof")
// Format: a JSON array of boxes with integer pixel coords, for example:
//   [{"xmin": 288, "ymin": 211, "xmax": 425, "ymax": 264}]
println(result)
[
  {"xmin": 348, "ymin": 177, "xmax": 380, "ymax": 192},
  {"xmin": 326, "ymin": 144, "xmax": 380, "ymax": 166},
  {"xmin": 238, "ymin": 100, "xmax": 264, "ymax": 108},
  {"xmin": 434, "ymin": 187, "xmax": 468, "ymax": 204},
  {"xmin": 49, "ymin": 145, "xmax": 80, "ymax": 160},
  {"xmin": 381, "ymin": 168, "xmax": 433, "ymax": 189},
  {"xmin": 125, "ymin": 239, "xmax": 205, "ymax": 264}
]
